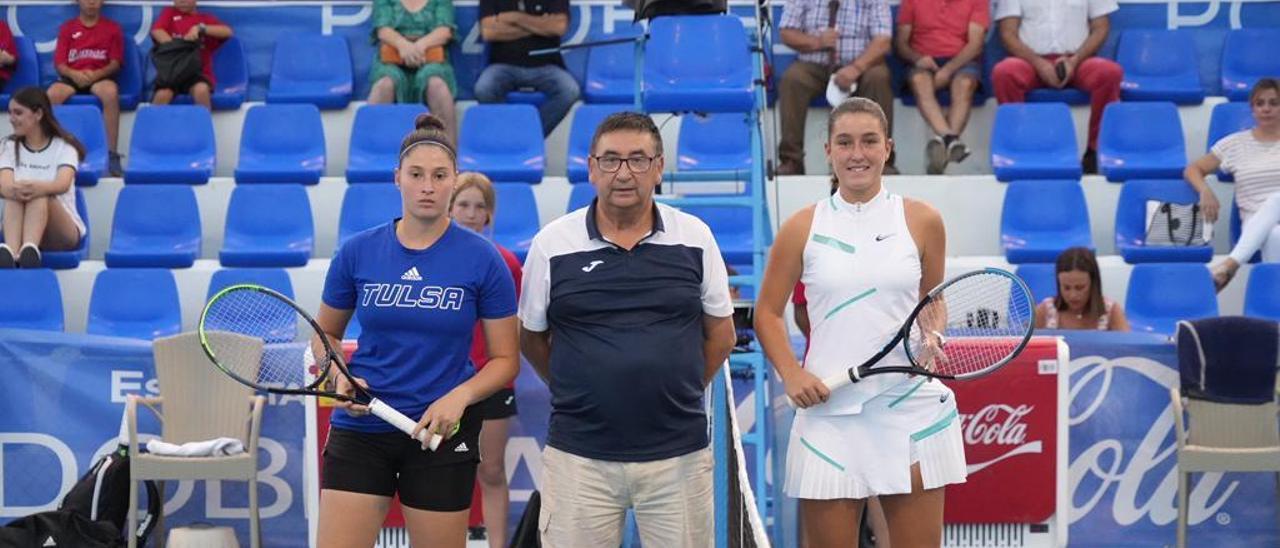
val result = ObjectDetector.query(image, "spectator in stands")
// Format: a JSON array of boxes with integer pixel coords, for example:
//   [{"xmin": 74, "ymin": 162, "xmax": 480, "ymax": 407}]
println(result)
[
  {"xmin": 47, "ymin": 0, "xmax": 124, "ymax": 177},
  {"xmin": 0, "ymin": 87, "xmax": 87, "ymax": 269},
  {"xmin": 895, "ymin": 0, "xmax": 989, "ymax": 174},
  {"xmin": 1185, "ymin": 78, "xmax": 1280, "ymax": 291},
  {"xmin": 369, "ymin": 0, "xmax": 459, "ymax": 143},
  {"xmin": 149, "ymin": 0, "xmax": 233, "ymax": 109},
  {"xmin": 0, "ymin": 21, "xmax": 18, "ymax": 91},
  {"xmin": 475, "ymin": 0, "xmax": 579, "ymax": 136},
  {"xmin": 448, "ymin": 171, "xmax": 523, "ymax": 548},
  {"xmin": 992, "ymin": 0, "xmax": 1123, "ymax": 174},
  {"xmin": 1034, "ymin": 247, "xmax": 1129, "ymax": 331},
  {"xmin": 777, "ymin": 0, "xmax": 897, "ymax": 176},
  {"xmin": 519, "ymin": 112, "xmax": 735, "ymax": 546}
]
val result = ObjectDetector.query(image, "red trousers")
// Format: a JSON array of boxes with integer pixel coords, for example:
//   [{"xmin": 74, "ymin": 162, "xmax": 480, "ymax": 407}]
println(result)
[{"xmin": 992, "ymin": 55, "xmax": 1123, "ymax": 150}]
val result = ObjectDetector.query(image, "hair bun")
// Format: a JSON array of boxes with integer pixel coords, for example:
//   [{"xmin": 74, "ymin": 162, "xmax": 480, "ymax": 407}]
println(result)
[{"xmin": 415, "ymin": 113, "xmax": 447, "ymax": 132}]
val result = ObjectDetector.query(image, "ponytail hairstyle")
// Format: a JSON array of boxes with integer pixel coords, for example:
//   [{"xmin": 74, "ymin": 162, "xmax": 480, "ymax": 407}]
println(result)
[
  {"xmin": 7, "ymin": 86, "xmax": 87, "ymax": 165},
  {"xmin": 398, "ymin": 113, "xmax": 456, "ymax": 168}
]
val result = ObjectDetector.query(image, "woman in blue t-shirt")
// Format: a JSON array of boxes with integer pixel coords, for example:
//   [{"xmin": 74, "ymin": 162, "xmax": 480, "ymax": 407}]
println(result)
[{"xmin": 314, "ymin": 113, "xmax": 518, "ymax": 548}]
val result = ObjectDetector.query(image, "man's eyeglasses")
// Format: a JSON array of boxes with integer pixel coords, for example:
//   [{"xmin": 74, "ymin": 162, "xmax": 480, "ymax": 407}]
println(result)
[{"xmin": 592, "ymin": 155, "xmax": 660, "ymax": 173}]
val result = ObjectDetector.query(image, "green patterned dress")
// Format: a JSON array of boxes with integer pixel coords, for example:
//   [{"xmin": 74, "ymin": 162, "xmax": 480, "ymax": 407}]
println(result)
[{"xmin": 369, "ymin": 0, "xmax": 457, "ymax": 104}]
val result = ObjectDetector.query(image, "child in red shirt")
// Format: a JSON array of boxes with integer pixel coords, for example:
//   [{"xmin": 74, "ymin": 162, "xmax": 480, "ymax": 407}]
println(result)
[
  {"xmin": 150, "ymin": 0, "xmax": 233, "ymax": 109},
  {"xmin": 0, "ymin": 21, "xmax": 18, "ymax": 89},
  {"xmin": 47, "ymin": 0, "xmax": 125, "ymax": 177}
]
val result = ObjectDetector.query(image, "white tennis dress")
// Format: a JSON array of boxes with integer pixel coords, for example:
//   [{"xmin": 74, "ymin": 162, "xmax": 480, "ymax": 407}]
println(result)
[{"xmin": 785, "ymin": 189, "xmax": 967, "ymax": 499}]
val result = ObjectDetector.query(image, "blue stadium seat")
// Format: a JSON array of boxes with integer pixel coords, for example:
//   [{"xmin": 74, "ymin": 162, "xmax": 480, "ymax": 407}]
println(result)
[
  {"xmin": 167, "ymin": 35, "xmax": 248, "ymax": 110},
  {"xmin": 65, "ymin": 38, "xmax": 143, "ymax": 110},
  {"xmin": 1244, "ymin": 264, "xmax": 1280, "ymax": 321},
  {"xmin": 207, "ymin": 268, "xmax": 297, "ymax": 343},
  {"xmin": 566, "ymin": 104, "xmax": 630, "ymax": 184},
  {"xmin": 346, "ymin": 104, "xmax": 428, "ymax": 184},
  {"xmin": 207, "ymin": 268, "xmax": 295, "ymax": 300},
  {"xmin": 1015, "ymin": 263, "xmax": 1058, "ymax": 305},
  {"xmin": 1229, "ymin": 196, "xmax": 1261, "ymax": 264},
  {"xmin": 566, "ymin": 183, "xmax": 595, "ymax": 213},
  {"xmin": 52, "ymin": 105, "xmax": 107, "ymax": 186},
  {"xmin": 40, "ymin": 188, "xmax": 90, "ymax": 270},
  {"xmin": 1098, "ymin": 102, "xmax": 1186, "ymax": 182},
  {"xmin": 125, "ymin": 106, "xmax": 216, "ymax": 184},
  {"xmin": 266, "ymin": 33, "xmax": 353, "ymax": 109},
  {"xmin": 1000, "ymin": 180, "xmax": 1093, "ymax": 263},
  {"xmin": 105, "ymin": 185, "xmax": 201, "ymax": 268},
  {"xmin": 678, "ymin": 200, "xmax": 752, "ymax": 264},
  {"xmin": 235, "ymin": 104, "xmax": 326, "ymax": 185},
  {"xmin": 86, "ymin": 268, "xmax": 181, "ymax": 340},
  {"xmin": 1026, "ymin": 88, "xmax": 1090, "ymax": 105},
  {"xmin": 492, "ymin": 183, "xmax": 539, "ymax": 261},
  {"xmin": 584, "ymin": 30, "xmax": 641, "ymax": 104},
  {"xmin": 1114, "ymin": 179, "xmax": 1213, "ymax": 264},
  {"xmin": 458, "ymin": 104, "xmax": 545, "ymax": 184},
  {"xmin": 1221, "ymin": 28, "xmax": 1280, "ymax": 102},
  {"xmin": 990, "ymin": 103, "xmax": 1081, "ymax": 182},
  {"xmin": 220, "ymin": 184, "xmax": 314, "ymax": 267},
  {"xmin": 0, "ymin": 36, "xmax": 40, "ymax": 108},
  {"xmin": 677, "ymin": 112, "xmax": 752, "ymax": 178},
  {"xmin": 1126, "ymin": 263, "xmax": 1218, "ymax": 335},
  {"xmin": 1117, "ymin": 30, "xmax": 1204, "ymax": 104},
  {"xmin": 0, "ymin": 270, "xmax": 63, "ymax": 331},
  {"xmin": 338, "ymin": 183, "xmax": 401, "ymax": 247},
  {"xmin": 643, "ymin": 15, "xmax": 754, "ymax": 113},
  {"xmin": 1206, "ymin": 102, "xmax": 1252, "ymax": 183}
]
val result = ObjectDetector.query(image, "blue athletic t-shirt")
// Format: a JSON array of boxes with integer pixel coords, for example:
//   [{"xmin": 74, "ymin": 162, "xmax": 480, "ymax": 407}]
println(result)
[{"xmin": 322, "ymin": 220, "xmax": 517, "ymax": 432}]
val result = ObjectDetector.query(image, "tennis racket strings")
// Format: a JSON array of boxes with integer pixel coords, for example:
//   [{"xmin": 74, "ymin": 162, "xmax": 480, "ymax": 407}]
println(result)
[{"xmin": 906, "ymin": 270, "xmax": 1035, "ymax": 379}]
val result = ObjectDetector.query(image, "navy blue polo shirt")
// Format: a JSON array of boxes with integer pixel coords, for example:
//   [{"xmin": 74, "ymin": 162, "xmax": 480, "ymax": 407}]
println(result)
[{"xmin": 519, "ymin": 200, "xmax": 733, "ymax": 462}]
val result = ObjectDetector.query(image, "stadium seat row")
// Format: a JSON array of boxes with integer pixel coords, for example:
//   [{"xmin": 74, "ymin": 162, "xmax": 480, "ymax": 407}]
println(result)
[
  {"xmin": 1001, "ymin": 179, "xmax": 1251, "ymax": 265},
  {"xmin": 991, "ymin": 101, "xmax": 1253, "ymax": 183},
  {"xmin": 1014, "ymin": 262, "xmax": 1280, "ymax": 333},
  {"xmin": 4, "ymin": 261, "xmax": 1276, "ymax": 339},
  {"xmin": 4, "ymin": 26, "xmax": 1276, "ymax": 112}
]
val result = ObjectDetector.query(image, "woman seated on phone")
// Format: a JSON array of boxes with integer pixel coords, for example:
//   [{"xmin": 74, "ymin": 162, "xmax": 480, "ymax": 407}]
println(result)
[
  {"xmin": 1034, "ymin": 247, "xmax": 1129, "ymax": 331},
  {"xmin": 369, "ymin": 0, "xmax": 458, "ymax": 142}
]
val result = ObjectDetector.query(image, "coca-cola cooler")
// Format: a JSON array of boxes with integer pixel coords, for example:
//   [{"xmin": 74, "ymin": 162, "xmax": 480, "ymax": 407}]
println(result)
[{"xmin": 940, "ymin": 337, "xmax": 1068, "ymax": 547}]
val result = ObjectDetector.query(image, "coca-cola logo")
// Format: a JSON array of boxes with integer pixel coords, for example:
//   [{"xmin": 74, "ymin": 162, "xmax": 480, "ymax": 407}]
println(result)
[
  {"xmin": 1069, "ymin": 355, "xmax": 1240, "ymax": 527},
  {"xmin": 961, "ymin": 404, "xmax": 1043, "ymax": 474},
  {"xmin": 962, "ymin": 404, "xmax": 1032, "ymax": 446}
]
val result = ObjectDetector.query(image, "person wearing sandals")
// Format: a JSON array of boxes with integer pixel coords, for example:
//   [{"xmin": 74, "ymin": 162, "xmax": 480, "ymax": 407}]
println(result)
[
  {"xmin": 0, "ymin": 87, "xmax": 87, "ymax": 269},
  {"xmin": 1185, "ymin": 78, "xmax": 1280, "ymax": 291}
]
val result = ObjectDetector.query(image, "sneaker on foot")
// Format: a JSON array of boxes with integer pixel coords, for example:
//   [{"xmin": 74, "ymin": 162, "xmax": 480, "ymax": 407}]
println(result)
[
  {"xmin": 925, "ymin": 135, "xmax": 947, "ymax": 175},
  {"xmin": 1081, "ymin": 149, "xmax": 1098, "ymax": 175},
  {"xmin": 108, "ymin": 151, "xmax": 124, "ymax": 178},
  {"xmin": 0, "ymin": 244, "xmax": 14, "ymax": 269},
  {"xmin": 947, "ymin": 137, "xmax": 971, "ymax": 164},
  {"xmin": 17, "ymin": 243, "xmax": 41, "ymax": 269}
]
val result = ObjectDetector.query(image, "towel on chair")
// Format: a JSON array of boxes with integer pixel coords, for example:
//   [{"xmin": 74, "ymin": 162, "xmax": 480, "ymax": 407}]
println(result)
[{"xmin": 146, "ymin": 438, "xmax": 246, "ymax": 457}]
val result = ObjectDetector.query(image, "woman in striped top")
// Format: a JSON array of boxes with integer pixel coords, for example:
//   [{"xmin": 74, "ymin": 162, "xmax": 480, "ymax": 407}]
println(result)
[{"xmin": 1185, "ymin": 78, "xmax": 1280, "ymax": 291}]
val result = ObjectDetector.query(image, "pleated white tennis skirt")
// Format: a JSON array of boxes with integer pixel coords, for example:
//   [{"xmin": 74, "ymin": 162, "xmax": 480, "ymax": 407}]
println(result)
[{"xmin": 784, "ymin": 378, "xmax": 968, "ymax": 499}]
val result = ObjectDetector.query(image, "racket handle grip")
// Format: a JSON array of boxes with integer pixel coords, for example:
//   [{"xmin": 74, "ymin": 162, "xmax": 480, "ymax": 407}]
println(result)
[
  {"xmin": 368, "ymin": 398, "xmax": 441, "ymax": 450},
  {"xmin": 785, "ymin": 370, "xmax": 858, "ymax": 408}
]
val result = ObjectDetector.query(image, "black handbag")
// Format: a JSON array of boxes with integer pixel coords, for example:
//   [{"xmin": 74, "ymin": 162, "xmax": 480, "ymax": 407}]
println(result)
[{"xmin": 151, "ymin": 39, "xmax": 203, "ymax": 90}]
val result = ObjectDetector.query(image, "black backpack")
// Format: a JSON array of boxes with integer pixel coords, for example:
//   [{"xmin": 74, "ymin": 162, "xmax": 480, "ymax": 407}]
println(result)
[
  {"xmin": 59, "ymin": 446, "xmax": 161, "ymax": 547},
  {"xmin": 151, "ymin": 39, "xmax": 203, "ymax": 91},
  {"xmin": 0, "ymin": 510, "xmax": 123, "ymax": 547}
]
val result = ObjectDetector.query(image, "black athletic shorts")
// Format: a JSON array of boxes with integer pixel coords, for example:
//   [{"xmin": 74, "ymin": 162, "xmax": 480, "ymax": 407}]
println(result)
[
  {"xmin": 471, "ymin": 387, "xmax": 518, "ymax": 420},
  {"xmin": 321, "ymin": 406, "xmax": 481, "ymax": 512}
]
